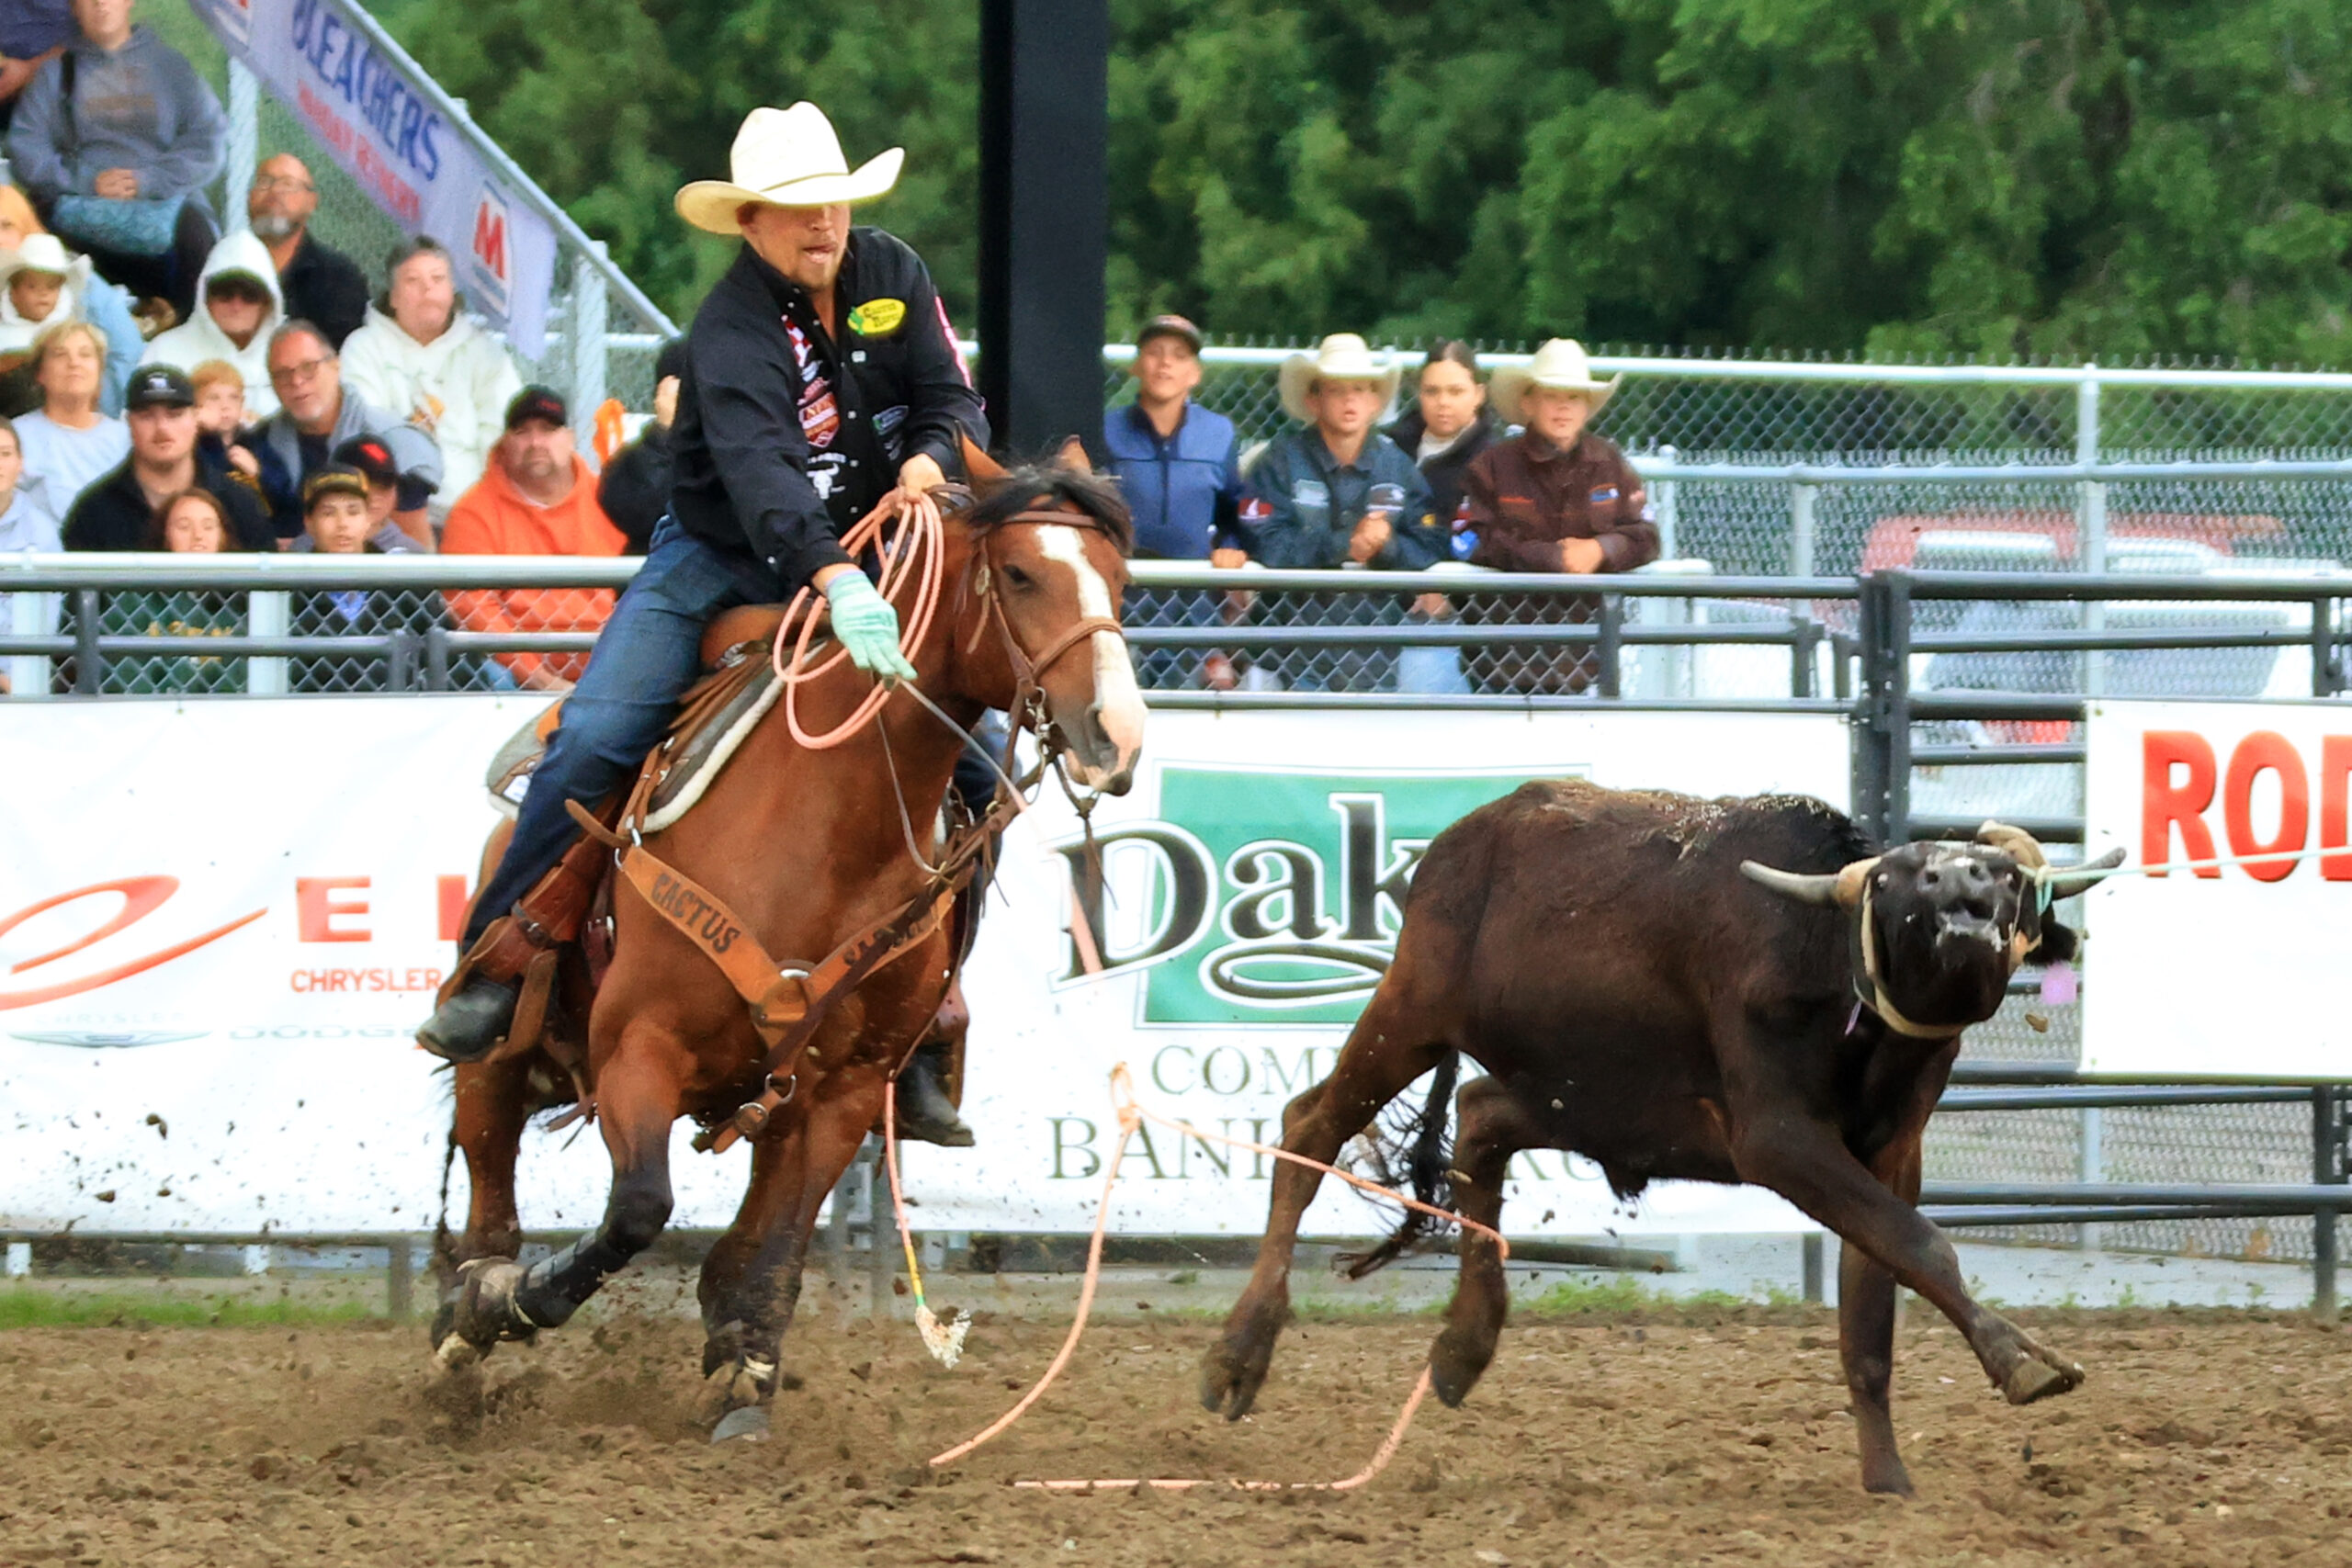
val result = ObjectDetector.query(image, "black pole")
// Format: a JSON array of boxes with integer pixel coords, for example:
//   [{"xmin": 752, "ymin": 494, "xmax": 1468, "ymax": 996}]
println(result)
[
  {"xmin": 2315, "ymin": 1087, "xmax": 2343, "ymax": 1320},
  {"xmin": 978, "ymin": 0, "xmax": 1110, "ymax": 460}
]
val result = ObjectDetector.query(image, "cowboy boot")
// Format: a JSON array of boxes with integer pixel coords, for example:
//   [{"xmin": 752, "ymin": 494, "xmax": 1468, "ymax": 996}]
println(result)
[
  {"xmin": 419, "ymin": 824, "xmax": 614, "ymax": 1064},
  {"xmin": 417, "ymin": 919, "xmax": 535, "ymax": 1065},
  {"xmin": 893, "ymin": 1038, "xmax": 973, "ymax": 1147}
]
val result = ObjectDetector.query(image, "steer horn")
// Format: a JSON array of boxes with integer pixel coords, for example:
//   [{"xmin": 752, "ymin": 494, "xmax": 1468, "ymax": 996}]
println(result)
[
  {"xmin": 1975, "ymin": 819, "xmax": 2049, "ymax": 870},
  {"xmin": 2036, "ymin": 846, "xmax": 2127, "ymax": 902},
  {"xmin": 1740, "ymin": 856, "xmax": 1878, "ymax": 909}
]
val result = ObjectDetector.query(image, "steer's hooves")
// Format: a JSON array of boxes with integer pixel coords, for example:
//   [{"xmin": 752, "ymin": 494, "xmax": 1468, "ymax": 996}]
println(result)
[
  {"xmin": 2003, "ymin": 1356, "xmax": 2085, "ymax": 1405},
  {"xmin": 711, "ymin": 1406, "xmax": 771, "ymax": 1445},
  {"xmin": 434, "ymin": 1333, "xmax": 483, "ymax": 1371},
  {"xmin": 1860, "ymin": 1462, "xmax": 1916, "ymax": 1497}
]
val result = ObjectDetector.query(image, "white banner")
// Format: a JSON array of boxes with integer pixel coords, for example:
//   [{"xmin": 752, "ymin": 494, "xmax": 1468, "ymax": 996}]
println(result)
[
  {"xmin": 1, "ymin": 699, "xmax": 1848, "ymax": 1237},
  {"xmin": 189, "ymin": 0, "xmax": 558, "ymax": 355},
  {"xmin": 2083, "ymin": 699, "xmax": 2352, "ymax": 1079}
]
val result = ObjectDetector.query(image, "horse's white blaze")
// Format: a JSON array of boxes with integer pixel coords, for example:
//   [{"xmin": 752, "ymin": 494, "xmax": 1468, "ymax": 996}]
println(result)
[{"xmin": 1036, "ymin": 525, "xmax": 1146, "ymax": 781}]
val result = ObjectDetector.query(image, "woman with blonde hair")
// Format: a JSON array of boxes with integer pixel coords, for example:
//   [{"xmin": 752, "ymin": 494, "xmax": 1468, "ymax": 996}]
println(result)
[{"xmin": 14, "ymin": 317, "xmax": 125, "ymax": 520}]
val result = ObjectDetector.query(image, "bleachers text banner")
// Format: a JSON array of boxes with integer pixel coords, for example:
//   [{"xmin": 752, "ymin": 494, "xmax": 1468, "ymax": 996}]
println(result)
[
  {"xmin": 191, "ymin": 0, "xmax": 558, "ymax": 355},
  {"xmin": 2084, "ymin": 700, "xmax": 2352, "ymax": 1079},
  {"xmin": 0, "ymin": 699, "xmax": 1846, "ymax": 1237}
]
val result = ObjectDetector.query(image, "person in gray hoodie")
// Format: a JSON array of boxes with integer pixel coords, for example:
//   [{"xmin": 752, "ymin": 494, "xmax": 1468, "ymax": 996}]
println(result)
[{"xmin": 6, "ymin": 0, "xmax": 226, "ymax": 320}]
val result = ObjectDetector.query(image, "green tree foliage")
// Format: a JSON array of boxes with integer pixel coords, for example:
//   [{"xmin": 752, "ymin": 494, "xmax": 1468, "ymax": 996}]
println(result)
[{"xmin": 376, "ymin": 0, "xmax": 2352, "ymax": 363}]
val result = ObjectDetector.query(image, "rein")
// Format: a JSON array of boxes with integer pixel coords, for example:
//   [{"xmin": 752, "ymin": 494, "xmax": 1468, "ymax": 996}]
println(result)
[{"xmin": 584, "ymin": 490, "xmax": 1133, "ymax": 1155}]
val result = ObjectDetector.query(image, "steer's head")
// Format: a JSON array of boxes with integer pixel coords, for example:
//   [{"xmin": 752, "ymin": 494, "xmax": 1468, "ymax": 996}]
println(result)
[{"xmin": 1742, "ymin": 822, "xmax": 2124, "ymax": 1037}]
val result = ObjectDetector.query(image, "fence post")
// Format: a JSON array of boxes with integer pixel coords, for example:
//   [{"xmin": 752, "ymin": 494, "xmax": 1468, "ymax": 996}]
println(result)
[
  {"xmin": 2079, "ymin": 1105, "xmax": 2104, "ymax": 1253},
  {"xmin": 865, "ymin": 1141, "xmax": 894, "ymax": 1318},
  {"xmin": 248, "ymin": 591, "xmax": 288, "ymax": 695},
  {"xmin": 1851, "ymin": 575, "xmax": 1891, "ymax": 844},
  {"xmin": 224, "ymin": 62, "xmax": 259, "ymax": 233},
  {"xmin": 1788, "ymin": 483, "xmax": 1817, "ymax": 579},
  {"xmin": 1882, "ymin": 573, "xmax": 1913, "ymax": 840},
  {"xmin": 386, "ymin": 1236, "xmax": 413, "ymax": 1320},
  {"xmin": 73, "ymin": 588, "xmax": 101, "ymax": 694},
  {"xmin": 2076, "ymin": 367, "xmax": 2107, "ymax": 696},
  {"xmin": 2314, "ymin": 1088, "xmax": 2344, "ymax": 1321},
  {"xmin": 8, "ymin": 589, "xmax": 51, "ymax": 699},
  {"xmin": 570, "ymin": 248, "xmax": 610, "ymax": 446},
  {"xmin": 1654, "ymin": 445, "xmax": 1679, "ymax": 559},
  {"xmin": 1800, "ymin": 1232, "xmax": 1824, "ymax": 1304}
]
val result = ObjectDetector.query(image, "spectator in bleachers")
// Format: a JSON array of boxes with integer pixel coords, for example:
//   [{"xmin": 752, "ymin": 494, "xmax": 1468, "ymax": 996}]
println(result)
[
  {"xmin": 0, "ymin": 232, "xmax": 76, "ymax": 355},
  {"xmin": 6, "ymin": 0, "xmax": 226, "ymax": 322},
  {"xmin": 62, "ymin": 363, "xmax": 271, "ymax": 549},
  {"xmin": 0, "ymin": 209, "xmax": 144, "ymax": 415},
  {"xmin": 255, "ymin": 320, "xmax": 440, "ymax": 548},
  {"xmin": 596, "ymin": 336, "xmax": 687, "ymax": 555},
  {"xmin": 1386, "ymin": 341, "xmax": 1496, "ymax": 537},
  {"xmin": 1101, "ymin": 313, "xmax": 1247, "ymax": 688},
  {"xmin": 141, "ymin": 230, "xmax": 284, "ymax": 418},
  {"xmin": 14, "ymin": 319, "xmax": 124, "ymax": 520},
  {"xmin": 1243, "ymin": 334, "xmax": 1445, "ymax": 692},
  {"xmin": 341, "ymin": 235, "xmax": 521, "ymax": 513},
  {"xmin": 1252, "ymin": 333, "xmax": 1442, "ymax": 570},
  {"xmin": 1458, "ymin": 338, "xmax": 1659, "ymax": 694},
  {"xmin": 96, "ymin": 484, "xmax": 243, "ymax": 693},
  {"xmin": 288, "ymin": 466, "xmax": 444, "ymax": 693},
  {"xmin": 187, "ymin": 357, "xmax": 260, "ymax": 490},
  {"xmin": 0, "ymin": 3, "xmax": 72, "ymax": 135},
  {"xmin": 246, "ymin": 154, "xmax": 367, "ymax": 349},
  {"xmin": 0, "ymin": 412, "xmax": 58, "ymax": 693},
  {"xmin": 442, "ymin": 386, "xmax": 625, "ymax": 692},
  {"xmin": 0, "ymin": 414, "xmax": 53, "ymax": 551},
  {"xmin": 283, "ymin": 434, "xmax": 417, "ymax": 557}
]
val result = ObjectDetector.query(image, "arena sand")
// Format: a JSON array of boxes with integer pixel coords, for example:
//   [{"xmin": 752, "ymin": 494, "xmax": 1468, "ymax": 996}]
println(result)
[{"xmin": 6, "ymin": 1306, "xmax": 2352, "ymax": 1566}]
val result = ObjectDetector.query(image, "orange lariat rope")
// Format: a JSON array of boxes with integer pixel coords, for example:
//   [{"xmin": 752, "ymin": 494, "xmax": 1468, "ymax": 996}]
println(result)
[
  {"xmin": 921, "ymin": 1064, "xmax": 1504, "ymax": 1490},
  {"xmin": 772, "ymin": 498, "xmax": 949, "ymax": 750}
]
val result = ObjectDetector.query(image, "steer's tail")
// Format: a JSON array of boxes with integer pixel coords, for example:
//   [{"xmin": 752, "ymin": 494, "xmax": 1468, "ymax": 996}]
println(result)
[{"xmin": 1336, "ymin": 1049, "xmax": 1461, "ymax": 1280}]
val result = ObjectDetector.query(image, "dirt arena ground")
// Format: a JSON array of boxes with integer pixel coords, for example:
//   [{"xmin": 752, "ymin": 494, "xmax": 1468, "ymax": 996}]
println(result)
[{"xmin": 6, "ymin": 1301, "xmax": 2352, "ymax": 1566}]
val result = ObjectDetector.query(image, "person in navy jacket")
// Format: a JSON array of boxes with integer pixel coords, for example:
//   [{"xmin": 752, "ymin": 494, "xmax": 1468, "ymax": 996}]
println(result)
[{"xmin": 1102, "ymin": 314, "xmax": 1246, "ymax": 687}]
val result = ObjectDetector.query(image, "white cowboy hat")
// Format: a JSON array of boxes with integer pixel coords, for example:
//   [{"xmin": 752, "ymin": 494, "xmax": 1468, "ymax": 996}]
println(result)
[
  {"xmin": 1488, "ymin": 338, "xmax": 1618, "ymax": 424},
  {"xmin": 1277, "ymin": 333, "xmax": 1401, "ymax": 423},
  {"xmin": 6, "ymin": 232, "xmax": 73, "ymax": 278},
  {"xmin": 674, "ymin": 103, "xmax": 904, "ymax": 235}
]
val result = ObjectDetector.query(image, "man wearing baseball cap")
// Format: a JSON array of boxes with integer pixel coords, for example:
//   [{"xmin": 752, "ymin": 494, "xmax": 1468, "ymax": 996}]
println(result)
[
  {"xmin": 422, "ymin": 102, "xmax": 987, "ymax": 1064},
  {"xmin": 437, "ymin": 384, "xmax": 628, "ymax": 694},
  {"xmin": 62, "ymin": 365, "xmax": 273, "ymax": 550},
  {"xmin": 1101, "ymin": 314, "xmax": 1247, "ymax": 688},
  {"xmin": 282, "ymin": 434, "xmax": 413, "ymax": 555}
]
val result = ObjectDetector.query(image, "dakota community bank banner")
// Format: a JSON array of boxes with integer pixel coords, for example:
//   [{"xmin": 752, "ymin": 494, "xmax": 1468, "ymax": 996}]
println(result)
[
  {"xmin": 0, "ymin": 700, "xmax": 1846, "ymax": 1238},
  {"xmin": 190, "ymin": 0, "xmax": 558, "ymax": 355}
]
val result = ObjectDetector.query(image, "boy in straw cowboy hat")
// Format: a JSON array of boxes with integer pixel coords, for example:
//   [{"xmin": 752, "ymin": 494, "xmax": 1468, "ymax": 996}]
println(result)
[
  {"xmin": 419, "ymin": 102, "xmax": 988, "ymax": 1079},
  {"xmin": 1458, "ymin": 337, "xmax": 1659, "ymax": 693},
  {"xmin": 1242, "ymin": 332, "xmax": 1445, "ymax": 689}
]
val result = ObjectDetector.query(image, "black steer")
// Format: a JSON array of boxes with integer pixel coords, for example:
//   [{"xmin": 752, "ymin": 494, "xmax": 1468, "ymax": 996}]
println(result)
[{"xmin": 1201, "ymin": 779, "xmax": 2122, "ymax": 1495}]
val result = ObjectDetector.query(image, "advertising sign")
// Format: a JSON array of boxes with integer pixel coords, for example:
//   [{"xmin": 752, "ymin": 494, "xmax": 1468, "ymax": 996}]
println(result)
[
  {"xmin": 2083, "ymin": 699, "xmax": 2352, "ymax": 1078},
  {"xmin": 2, "ymin": 701, "xmax": 1849, "ymax": 1237},
  {"xmin": 188, "ymin": 0, "xmax": 558, "ymax": 355}
]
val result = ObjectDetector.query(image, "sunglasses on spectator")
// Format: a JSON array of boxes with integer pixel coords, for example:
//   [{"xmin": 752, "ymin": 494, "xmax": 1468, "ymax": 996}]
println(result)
[
  {"xmin": 252, "ymin": 175, "xmax": 316, "ymax": 194},
  {"xmin": 271, "ymin": 355, "xmax": 334, "ymax": 385},
  {"xmin": 208, "ymin": 279, "xmax": 271, "ymax": 304}
]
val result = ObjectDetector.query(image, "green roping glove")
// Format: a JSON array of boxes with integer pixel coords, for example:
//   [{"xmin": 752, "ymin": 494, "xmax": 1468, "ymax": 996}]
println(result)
[{"xmin": 822, "ymin": 570, "xmax": 919, "ymax": 685}]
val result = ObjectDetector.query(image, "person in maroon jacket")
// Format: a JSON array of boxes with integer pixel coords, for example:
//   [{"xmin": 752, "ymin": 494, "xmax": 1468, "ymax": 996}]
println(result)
[{"xmin": 1458, "ymin": 338, "xmax": 1659, "ymax": 693}]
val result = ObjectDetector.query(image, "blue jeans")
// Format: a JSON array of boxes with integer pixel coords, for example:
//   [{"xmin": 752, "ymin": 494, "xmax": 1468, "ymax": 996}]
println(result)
[{"xmin": 465, "ymin": 519, "xmax": 786, "ymax": 946}]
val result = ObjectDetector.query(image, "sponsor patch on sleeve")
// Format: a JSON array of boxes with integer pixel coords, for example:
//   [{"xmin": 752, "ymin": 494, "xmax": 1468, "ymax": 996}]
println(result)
[
  {"xmin": 848, "ymin": 298, "xmax": 908, "ymax": 336},
  {"xmin": 1589, "ymin": 486, "xmax": 1620, "ymax": 504}
]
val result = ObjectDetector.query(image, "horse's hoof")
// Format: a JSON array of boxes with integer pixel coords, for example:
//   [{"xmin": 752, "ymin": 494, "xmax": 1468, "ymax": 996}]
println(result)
[
  {"xmin": 2003, "ymin": 1355, "xmax": 2084, "ymax": 1405},
  {"xmin": 435, "ymin": 1333, "xmax": 483, "ymax": 1371},
  {"xmin": 712, "ymin": 1406, "xmax": 771, "ymax": 1444}
]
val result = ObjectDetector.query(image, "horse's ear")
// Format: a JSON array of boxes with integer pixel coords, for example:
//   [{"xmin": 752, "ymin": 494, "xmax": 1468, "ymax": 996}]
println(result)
[
  {"xmin": 1055, "ymin": 434, "xmax": 1094, "ymax": 476},
  {"xmin": 960, "ymin": 433, "xmax": 1007, "ymax": 488}
]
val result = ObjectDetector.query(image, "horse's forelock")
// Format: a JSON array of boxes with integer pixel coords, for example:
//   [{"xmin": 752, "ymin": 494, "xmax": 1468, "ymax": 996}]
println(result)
[{"xmin": 965, "ymin": 463, "xmax": 1135, "ymax": 556}]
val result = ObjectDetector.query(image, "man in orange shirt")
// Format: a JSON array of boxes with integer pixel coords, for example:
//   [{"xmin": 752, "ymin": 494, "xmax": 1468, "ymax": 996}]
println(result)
[{"xmin": 441, "ymin": 387, "xmax": 626, "ymax": 690}]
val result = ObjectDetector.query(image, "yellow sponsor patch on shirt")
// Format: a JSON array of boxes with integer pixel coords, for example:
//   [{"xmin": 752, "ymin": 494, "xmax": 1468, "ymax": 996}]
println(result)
[{"xmin": 848, "ymin": 298, "xmax": 907, "ymax": 336}]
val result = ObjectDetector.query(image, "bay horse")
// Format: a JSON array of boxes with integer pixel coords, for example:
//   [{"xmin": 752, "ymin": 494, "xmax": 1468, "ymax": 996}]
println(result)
[{"xmin": 431, "ymin": 452, "xmax": 1141, "ymax": 1431}]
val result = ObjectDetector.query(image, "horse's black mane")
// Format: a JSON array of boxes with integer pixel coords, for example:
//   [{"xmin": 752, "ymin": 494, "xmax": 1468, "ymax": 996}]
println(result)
[{"xmin": 965, "ymin": 462, "xmax": 1135, "ymax": 555}]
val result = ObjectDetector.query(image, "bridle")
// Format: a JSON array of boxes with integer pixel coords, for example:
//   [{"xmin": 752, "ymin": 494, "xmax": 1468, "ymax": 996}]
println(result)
[{"xmin": 958, "ymin": 502, "xmax": 1130, "ymax": 763}]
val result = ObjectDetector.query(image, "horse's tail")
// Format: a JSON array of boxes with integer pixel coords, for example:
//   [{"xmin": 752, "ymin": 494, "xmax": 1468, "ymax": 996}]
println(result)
[{"xmin": 1335, "ymin": 1050, "xmax": 1460, "ymax": 1280}]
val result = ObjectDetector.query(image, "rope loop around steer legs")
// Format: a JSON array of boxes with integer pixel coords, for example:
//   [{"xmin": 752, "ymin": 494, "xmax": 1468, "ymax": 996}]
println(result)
[{"xmin": 920, "ymin": 1064, "xmax": 1503, "ymax": 1490}]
